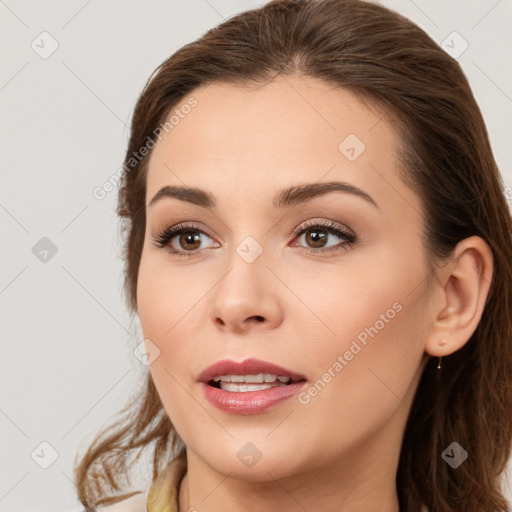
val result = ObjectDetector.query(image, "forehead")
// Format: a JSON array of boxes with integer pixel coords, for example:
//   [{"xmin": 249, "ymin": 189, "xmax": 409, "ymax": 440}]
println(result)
[{"xmin": 145, "ymin": 74, "xmax": 421, "ymax": 216}]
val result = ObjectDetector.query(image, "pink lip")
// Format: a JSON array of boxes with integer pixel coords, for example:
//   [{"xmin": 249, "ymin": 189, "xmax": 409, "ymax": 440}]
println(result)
[
  {"xmin": 198, "ymin": 357, "xmax": 308, "ymax": 415},
  {"xmin": 201, "ymin": 380, "xmax": 307, "ymax": 415},
  {"xmin": 197, "ymin": 357, "xmax": 307, "ymax": 383}
]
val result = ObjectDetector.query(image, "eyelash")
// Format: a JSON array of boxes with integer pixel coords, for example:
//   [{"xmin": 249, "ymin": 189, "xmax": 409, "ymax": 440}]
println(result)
[{"xmin": 151, "ymin": 220, "xmax": 356, "ymax": 257}]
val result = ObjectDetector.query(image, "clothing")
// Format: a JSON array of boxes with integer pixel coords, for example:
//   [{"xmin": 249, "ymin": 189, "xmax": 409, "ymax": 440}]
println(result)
[
  {"xmin": 146, "ymin": 452, "xmax": 187, "ymax": 511},
  {"xmin": 100, "ymin": 452, "xmax": 430, "ymax": 511},
  {"xmin": 99, "ymin": 452, "xmax": 186, "ymax": 512}
]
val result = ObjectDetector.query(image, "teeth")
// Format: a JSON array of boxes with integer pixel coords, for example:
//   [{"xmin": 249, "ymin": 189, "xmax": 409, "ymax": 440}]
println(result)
[
  {"xmin": 219, "ymin": 382, "xmax": 288, "ymax": 392},
  {"xmin": 212, "ymin": 373, "xmax": 292, "ymax": 384}
]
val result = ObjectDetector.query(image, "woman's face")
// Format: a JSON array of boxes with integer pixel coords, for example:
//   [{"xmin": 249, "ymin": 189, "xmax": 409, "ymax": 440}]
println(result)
[{"xmin": 137, "ymin": 74, "xmax": 433, "ymax": 480}]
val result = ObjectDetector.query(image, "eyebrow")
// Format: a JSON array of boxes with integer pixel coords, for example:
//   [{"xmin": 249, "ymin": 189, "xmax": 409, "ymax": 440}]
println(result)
[{"xmin": 148, "ymin": 181, "xmax": 379, "ymax": 210}]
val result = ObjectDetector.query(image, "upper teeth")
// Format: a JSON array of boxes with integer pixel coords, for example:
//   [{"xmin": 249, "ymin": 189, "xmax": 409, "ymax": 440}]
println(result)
[{"xmin": 212, "ymin": 374, "xmax": 291, "ymax": 383}]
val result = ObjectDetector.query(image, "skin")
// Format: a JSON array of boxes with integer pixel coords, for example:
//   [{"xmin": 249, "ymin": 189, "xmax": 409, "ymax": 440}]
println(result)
[{"xmin": 136, "ymin": 73, "xmax": 493, "ymax": 512}]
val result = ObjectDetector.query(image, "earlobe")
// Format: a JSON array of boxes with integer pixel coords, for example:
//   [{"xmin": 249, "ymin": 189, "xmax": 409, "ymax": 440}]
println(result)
[{"xmin": 425, "ymin": 236, "xmax": 493, "ymax": 358}]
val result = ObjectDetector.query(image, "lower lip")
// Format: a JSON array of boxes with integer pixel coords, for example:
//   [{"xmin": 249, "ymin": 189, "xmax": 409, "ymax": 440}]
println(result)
[{"xmin": 201, "ymin": 381, "xmax": 307, "ymax": 415}]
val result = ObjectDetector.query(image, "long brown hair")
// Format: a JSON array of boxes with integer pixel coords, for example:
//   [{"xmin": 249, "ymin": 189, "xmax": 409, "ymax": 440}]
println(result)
[{"xmin": 74, "ymin": 1, "xmax": 512, "ymax": 510}]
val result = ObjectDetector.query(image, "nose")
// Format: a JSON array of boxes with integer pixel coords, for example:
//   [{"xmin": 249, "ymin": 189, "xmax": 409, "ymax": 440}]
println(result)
[{"xmin": 208, "ymin": 252, "xmax": 284, "ymax": 335}]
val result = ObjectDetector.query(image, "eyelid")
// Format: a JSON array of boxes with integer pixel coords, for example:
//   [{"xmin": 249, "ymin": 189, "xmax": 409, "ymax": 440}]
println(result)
[{"xmin": 292, "ymin": 218, "xmax": 355, "ymax": 238}]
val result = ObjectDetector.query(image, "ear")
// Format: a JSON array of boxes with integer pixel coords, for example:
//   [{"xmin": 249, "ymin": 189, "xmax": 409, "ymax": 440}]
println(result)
[{"xmin": 425, "ymin": 236, "xmax": 493, "ymax": 358}]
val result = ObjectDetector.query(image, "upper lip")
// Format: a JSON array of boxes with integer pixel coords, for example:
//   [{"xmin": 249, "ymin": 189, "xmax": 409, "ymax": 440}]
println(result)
[{"xmin": 198, "ymin": 357, "xmax": 307, "ymax": 383}]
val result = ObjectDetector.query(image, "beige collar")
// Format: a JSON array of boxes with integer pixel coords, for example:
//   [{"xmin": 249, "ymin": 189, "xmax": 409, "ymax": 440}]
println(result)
[{"xmin": 147, "ymin": 452, "xmax": 187, "ymax": 512}]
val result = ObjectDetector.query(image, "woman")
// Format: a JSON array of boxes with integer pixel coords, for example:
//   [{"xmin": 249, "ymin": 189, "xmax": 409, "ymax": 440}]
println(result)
[{"xmin": 73, "ymin": 0, "xmax": 512, "ymax": 510}]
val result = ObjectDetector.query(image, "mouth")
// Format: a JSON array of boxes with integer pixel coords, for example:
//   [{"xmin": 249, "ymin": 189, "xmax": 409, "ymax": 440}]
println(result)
[
  {"xmin": 198, "ymin": 357, "xmax": 308, "ymax": 414},
  {"xmin": 207, "ymin": 373, "xmax": 306, "ymax": 392}
]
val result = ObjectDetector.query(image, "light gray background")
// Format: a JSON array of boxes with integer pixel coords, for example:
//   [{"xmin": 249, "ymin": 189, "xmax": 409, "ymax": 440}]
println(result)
[{"xmin": 1, "ymin": 1, "xmax": 511, "ymax": 511}]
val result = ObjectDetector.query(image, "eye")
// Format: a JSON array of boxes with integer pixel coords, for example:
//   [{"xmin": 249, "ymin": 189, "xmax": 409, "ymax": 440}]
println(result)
[
  {"xmin": 152, "ymin": 219, "xmax": 356, "ymax": 257},
  {"xmin": 291, "ymin": 219, "xmax": 356, "ymax": 254},
  {"xmin": 151, "ymin": 222, "xmax": 218, "ymax": 257}
]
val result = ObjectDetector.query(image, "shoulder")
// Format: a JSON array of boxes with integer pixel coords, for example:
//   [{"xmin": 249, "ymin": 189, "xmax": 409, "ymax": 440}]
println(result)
[{"xmin": 98, "ymin": 491, "xmax": 147, "ymax": 512}]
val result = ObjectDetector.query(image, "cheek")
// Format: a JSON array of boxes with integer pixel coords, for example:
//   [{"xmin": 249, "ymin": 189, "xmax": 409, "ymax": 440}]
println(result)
[
  {"xmin": 293, "ymin": 247, "xmax": 429, "ymax": 438},
  {"xmin": 302, "ymin": 293, "xmax": 427, "ymax": 459},
  {"xmin": 136, "ymin": 255, "xmax": 210, "ymax": 425},
  {"xmin": 285, "ymin": 241, "xmax": 424, "ymax": 352},
  {"xmin": 136, "ymin": 253, "xmax": 201, "ymax": 339}
]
